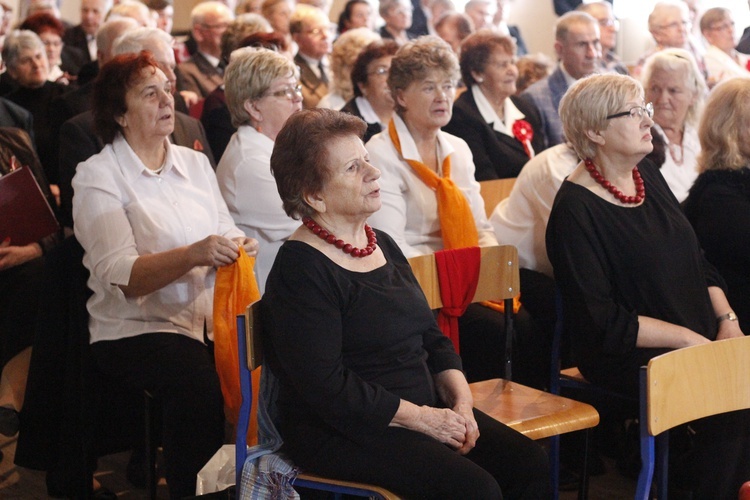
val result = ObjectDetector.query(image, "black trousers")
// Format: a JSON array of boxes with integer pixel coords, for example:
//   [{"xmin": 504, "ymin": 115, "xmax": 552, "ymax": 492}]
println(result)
[
  {"xmin": 91, "ymin": 333, "xmax": 224, "ymax": 499},
  {"xmin": 288, "ymin": 408, "xmax": 550, "ymax": 499}
]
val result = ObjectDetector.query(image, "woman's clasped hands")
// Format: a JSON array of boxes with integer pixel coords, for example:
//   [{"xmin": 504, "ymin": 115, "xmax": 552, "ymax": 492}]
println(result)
[{"xmin": 415, "ymin": 403, "xmax": 479, "ymax": 455}]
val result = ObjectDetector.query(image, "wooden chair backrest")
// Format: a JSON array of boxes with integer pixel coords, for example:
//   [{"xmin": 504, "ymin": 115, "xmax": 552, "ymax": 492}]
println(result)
[
  {"xmin": 407, "ymin": 245, "xmax": 520, "ymax": 310},
  {"xmin": 479, "ymin": 178, "xmax": 517, "ymax": 218},
  {"xmin": 644, "ymin": 335, "xmax": 750, "ymax": 436},
  {"xmin": 244, "ymin": 301, "xmax": 264, "ymax": 371}
]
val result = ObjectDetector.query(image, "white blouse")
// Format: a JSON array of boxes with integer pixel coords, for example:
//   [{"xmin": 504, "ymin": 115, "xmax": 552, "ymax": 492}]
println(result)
[
  {"xmin": 366, "ymin": 114, "xmax": 497, "ymax": 258},
  {"xmin": 216, "ymin": 126, "xmax": 298, "ymax": 292},
  {"xmin": 73, "ymin": 134, "xmax": 243, "ymax": 344}
]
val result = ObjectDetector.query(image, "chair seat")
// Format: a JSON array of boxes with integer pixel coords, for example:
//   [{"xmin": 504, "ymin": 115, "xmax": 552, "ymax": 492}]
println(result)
[
  {"xmin": 470, "ymin": 378, "xmax": 600, "ymax": 440},
  {"xmin": 296, "ymin": 472, "xmax": 402, "ymax": 499},
  {"xmin": 560, "ymin": 367, "xmax": 587, "ymax": 383}
]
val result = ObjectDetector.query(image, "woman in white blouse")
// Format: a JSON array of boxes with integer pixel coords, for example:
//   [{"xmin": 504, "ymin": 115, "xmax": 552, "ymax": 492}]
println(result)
[
  {"xmin": 72, "ymin": 52, "xmax": 258, "ymax": 499},
  {"xmin": 367, "ymin": 37, "xmax": 548, "ymax": 388},
  {"xmin": 699, "ymin": 7, "xmax": 750, "ymax": 85},
  {"xmin": 641, "ymin": 48, "xmax": 706, "ymax": 202},
  {"xmin": 217, "ymin": 48, "xmax": 302, "ymax": 292}
]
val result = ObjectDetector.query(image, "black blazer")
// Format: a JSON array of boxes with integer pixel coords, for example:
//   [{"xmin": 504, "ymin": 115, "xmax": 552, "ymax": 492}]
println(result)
[
  {"xmin": 443, "ymin": 90, "xmax": 546, "ymax": 180},
  {"xmin": 62, "ymin": 25, "xmax": 93, "ymax": 64}
]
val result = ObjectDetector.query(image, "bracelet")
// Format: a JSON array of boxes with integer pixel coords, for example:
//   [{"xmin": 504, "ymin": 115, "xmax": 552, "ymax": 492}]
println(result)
[{"xmin": 716, "ymin": 312, "xmax": 738, "ymax": 325}]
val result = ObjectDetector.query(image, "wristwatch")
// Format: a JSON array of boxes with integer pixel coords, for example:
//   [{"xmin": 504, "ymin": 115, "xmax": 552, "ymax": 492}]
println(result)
[{"xmin": 716, "ymin": 312, "xmax": 738, "ymax": 325}]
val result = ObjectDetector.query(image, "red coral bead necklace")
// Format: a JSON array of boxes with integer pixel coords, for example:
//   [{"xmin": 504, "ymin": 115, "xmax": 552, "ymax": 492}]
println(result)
[
  {"xmin": 302, "ymin": 217, "xmax": 378, "ymax": 258},
  {"xmin": 584, "ymin": 159, "xmax": 645, "ymax": 205}
]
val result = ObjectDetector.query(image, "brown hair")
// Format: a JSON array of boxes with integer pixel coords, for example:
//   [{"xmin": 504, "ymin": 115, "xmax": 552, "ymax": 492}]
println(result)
[
  {"xmin": 93, "ymin": 51, "xmax": 160, "ymax": 144},
  {"xmin": 698, "ymin": 78, "xmax": 750, "ymax": 172},
  {"xmin": 271, "ymin": 109, "xmax": 367, "ymax": 219},
  {"xmin": 459, "ymin": 30, "xmax": 516, "ymax": 87},
  {"xmin": 350, "ymin": 39, "xmax": 398, "ymax": 98}
]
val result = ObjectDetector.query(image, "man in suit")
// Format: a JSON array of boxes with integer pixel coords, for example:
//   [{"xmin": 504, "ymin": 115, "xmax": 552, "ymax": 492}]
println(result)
[
  {"xmin": 290, "ymin": 4, "xmax": 332, "ymax": 109},
  {"xmin": 62, "ymin": 0, "xmax": 111, "ymax": 64},
  {"xmin": 520, "ymin": 11, "xmax": 600, "ymax": 147},
  {"xmin": 176, "ymin": 1, "xmax": 234, "ymax": 98},
  {"xmin": 57, "ymin": 27, "xmax": 215, "ymax": 229}
]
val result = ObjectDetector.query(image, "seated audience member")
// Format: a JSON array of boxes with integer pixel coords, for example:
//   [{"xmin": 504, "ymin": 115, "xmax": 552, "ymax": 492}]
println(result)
[
  {"xmin": 515, "ymin": 53, "xmax": 552, "ymax": 94},
  {"xmin": 291, "ymin": 5, "xmax": 332, "ymax": 108},
  {"xmin": 106, "ymin": 0, "xmax": 154, "ymax": 28},
  {"xmin": 491, "ymin": 143, "xmax": 578, "ymax": 278},
  {"xmin": 379, "ymin": 0, "xmax": 414, "ymax": 46},
  {"xmin": 431, "ymin": 0, "xmax": 455, "ymax": 26},
  {"xmin": 367, "ymin": 37, "xmax": 549, "ymax": 388},
  {"xmin": 57, "ymin": 27, "xmax": 214, "ymax": 230},
  {"xmin": 577, "ymin": 1, "xmax": 626, "ymax": 74},
  {"xmin": 434, "ymin": 12, "xmax": 474, "ymax": 55},
  {"xmin": 20, "ymin": 13, "xmax": 86, "ymax": 83},
  {"xmin": 464, "ymin": 0, "xmax": 492, "ymax": 31},
  {"xmin": 262, "ymin": 107, "xmax": 550, "ymax": 499},
  {"xmin": 0, "ymin": 127, "xmax": 61, "ymax": 438},
  {"xmin": 217, "ymin": 48, "xmax": 301, "ymax": 291},
  {"xmin": 337, "ymin": 0, "xmax": 374, "ymax": 35},
  {"xmin": 201, "ymin": 15, "xmax": 275, "ymax": 160},
  {"xmin": 261, "ymin": 0, "xmax": 294, "ymax": 51},
  {"xmin": 318, "ymin": 28, "xmax": 380, "ymax": 110},
  {"xmin": 237, "ymin": 0, "xmax": 263, "ymax": 14},
  {"xmin": 634, "ymin": 1, "xmax": 706, "ymax": 81},
  {"xmin": 492, "ymin": 0, "xmax": 526, "ymax": 56},
  {"xmin": 520, "ymin": 11, "xmax": 601, "ymax": 148},
  {"xmin": 700, "ymin": 7, "xmax": 750, "ymax": 84},
  {"xmin": 641, "ymin": 48, "xmax": 706, "ymax": 202},
  {"xmin": 72, "ymin": 52, "xmax": 258, "ymax": 499},
  {"xmin": 177, "ymin": 1, "xmax": 235, "ymax": 98},
  {"xmin": 3, "ymin": 30, "xmax": 67, "ymax": 187},
  {"xmin": 444, "ymin": 31, "xmax": 545, "ymax": 180},
  {"xmin": 341, "ymin": 40, "xmax": 398, "ymax": 143},
  {"xmin": 684, "ymin": 78, "xmax": 750, "ymax": 334},
  {"xmin": 63, "ymin": 0, "xmax": 111, "ymax": 65},
  {"xmin": 145, "ymin": 0, "xmax": 174, "ymax": 34},
  {"xmin": 406, "ymin": 0, "xmax": 431, "ymax": 38},
  {"xmin": 547, "ymin": 71, "xmax": 750, "ymax": 500}
]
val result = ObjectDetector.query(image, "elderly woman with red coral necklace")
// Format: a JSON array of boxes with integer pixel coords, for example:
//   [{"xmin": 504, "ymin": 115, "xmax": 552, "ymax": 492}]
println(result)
[{"xmin": 546, "ymin": 73, "xmax": 750, "ymax": 498}]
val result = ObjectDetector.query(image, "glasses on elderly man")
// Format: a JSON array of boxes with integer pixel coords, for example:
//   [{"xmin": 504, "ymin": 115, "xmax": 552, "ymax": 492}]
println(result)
[
  {"xmin": 606, "ymin": 102, "xmax": 654, "ymax": 120},
  {"xmin": 265, "ymin": 84, "xmax": 303, "ymax": 101}
]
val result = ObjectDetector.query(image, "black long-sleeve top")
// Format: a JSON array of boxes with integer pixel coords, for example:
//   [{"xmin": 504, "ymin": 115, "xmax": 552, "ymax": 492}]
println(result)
[{"xmin": 262, "ymin": 230, "xmax": 462, "ymax": 453}]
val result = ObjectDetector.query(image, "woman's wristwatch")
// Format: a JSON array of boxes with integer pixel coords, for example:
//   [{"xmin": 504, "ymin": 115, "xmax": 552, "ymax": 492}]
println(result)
[{"xmin": 716, "ymin": 311, "xmax": 738, "ymax": 325}]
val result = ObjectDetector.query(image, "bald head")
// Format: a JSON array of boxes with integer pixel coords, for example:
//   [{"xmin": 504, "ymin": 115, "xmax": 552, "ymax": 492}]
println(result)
[{"xmin": 96, "ymin": 17, "xmax": 138, "ymax": 64}]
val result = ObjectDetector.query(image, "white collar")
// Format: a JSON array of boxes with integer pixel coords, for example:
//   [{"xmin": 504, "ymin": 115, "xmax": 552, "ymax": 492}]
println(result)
[
  {"xmin": 559, "ymin": 63, "xmax": 579, "ymax": 86},
  {"xmin": 114, "ymin": 134, "xmax": 183, "ymax": 182},
  {"xmin": 392, "ymin": 114, "xmax": 455, "ymax": 164},
  {"xmin": 471, "ymin": 85, "xmax": 526, "ymax": 136},
  {"xmin": 355, "ymin": 96, "xmax": 382, "ymax": 126},
  {"xmin": 199, "ymin": 51, "xmax": 221, "ymax": 68}
]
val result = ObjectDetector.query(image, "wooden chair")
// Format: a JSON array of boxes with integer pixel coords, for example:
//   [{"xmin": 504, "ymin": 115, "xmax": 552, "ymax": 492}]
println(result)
[
  {"xmin": 479, "ymin": 178, "xmax": 517, "ymax": 217},
  {"xmin": 408, "ymin": 246, "xmax": 600, "ymax": 500},
  {"xmin": 635, "ymin": 335, "xmax": 750, "ymax": 500},
  {"xmin": 235, "ymin": 303, "xmax": 401, "ymax": 500}
]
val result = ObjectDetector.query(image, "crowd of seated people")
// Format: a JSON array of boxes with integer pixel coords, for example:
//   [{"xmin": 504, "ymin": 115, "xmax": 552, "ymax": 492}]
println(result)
[{"xmin": 2, "ymin": 0, "xmax": 750, "ymax": 497}]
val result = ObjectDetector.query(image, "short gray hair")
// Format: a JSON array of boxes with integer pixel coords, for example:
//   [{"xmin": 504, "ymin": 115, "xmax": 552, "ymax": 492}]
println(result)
[
  {"xmin": 191, "ymin": 1, "xmax": 234, "ymax": 25},
  {"xmin": 113, "ymin": 26, "xmax": 171, "ymax": 55},
  {"xmin": 2, "ymin": 30, "xmax": 46, "ymax": 70},
  {"xmin": 224, "ymin": 47, "xmax": 298, "ymax": 127},
  {"xmin": 560, "ymin": 73, "xmax": 644, "ymax": 160}
]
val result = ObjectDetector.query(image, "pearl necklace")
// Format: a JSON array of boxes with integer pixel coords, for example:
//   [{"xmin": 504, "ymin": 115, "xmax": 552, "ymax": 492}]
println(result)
[
  {"xmin": 584, "ymin": 159, "xmax": 645, "ymax": 205},
  {"xmin": 302, "ymin": 217, "xmax": 378, "ymax": 258}
]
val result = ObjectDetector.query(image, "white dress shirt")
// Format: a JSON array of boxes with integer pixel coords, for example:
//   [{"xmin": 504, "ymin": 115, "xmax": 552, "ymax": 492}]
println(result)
[
  {"xmin": 366, "ymin": 114, "xmax": 497, "ymax": 258},
  {"xmin": 216, "ymin": 126, "xmax": 298, "ymax": 293},
  {"xmin": 73, "ymin": 134, "xmax": 243, "ymax": 344},
  {"xmin": 703, "ymin": 44, "xmax": 750, "ymax": 84},
  {"xmin": 490, "ymin": 144, "xmax": 578, "ymax": 277},
  {"xmin": 653, "ymin": 123, "xmax": 700, "ymax": 203}
]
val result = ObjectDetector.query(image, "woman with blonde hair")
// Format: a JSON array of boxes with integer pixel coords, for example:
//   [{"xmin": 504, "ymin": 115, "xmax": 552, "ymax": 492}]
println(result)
[
  {"xmin": 641, "ymin": 48, "xmax": 707, "ymax": 201},
  {"xmin": 216, "ymin": 48, "xmax": 302, "ymax": 291},
  {"xmin": 317, "ymin": 27, "xmax": 380, "ymax": 110},
  {"xmin": 684, "ymin": 77, "xmax": 750, "ymax": 335},
  {"xmin": 547, "ymin": 73, "xmax": 750, "ymax": 498}
]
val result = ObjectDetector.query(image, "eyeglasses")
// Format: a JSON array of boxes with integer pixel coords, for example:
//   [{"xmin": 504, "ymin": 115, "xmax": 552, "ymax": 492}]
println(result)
[
  {"xmin": 201, "ymin": 22, "xmax": 229, "ymax": 31},
  {"xmin": 264, "ymin": 84, "xmax": 303, "ymax": 100},
  {"xmin": 658, "ymin": 20, "xmax": 689, "ymax": 31},
  {"xmin": 303, "ymin": 27, "xmax": 329, "ymax": 37},
  {"xmin": 606, "ymin": 102, "xmax": 654, "ymax": 120},
  {"xmin": 597, "ymin": 18, "xmax": 618, "ymax": 29},
  {"xmin": 368, "ymin": 65, "xmax": 389, "ymax": 76},
  {"xmin": 708, "ymin": 21, "xmax": 735, "ymax": 32}
]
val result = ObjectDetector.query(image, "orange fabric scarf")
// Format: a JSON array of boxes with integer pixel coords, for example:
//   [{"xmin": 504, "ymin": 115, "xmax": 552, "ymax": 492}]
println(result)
[{"xmin": 388, "ymin": 119, "xmax": 478, "ymax": 249}]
